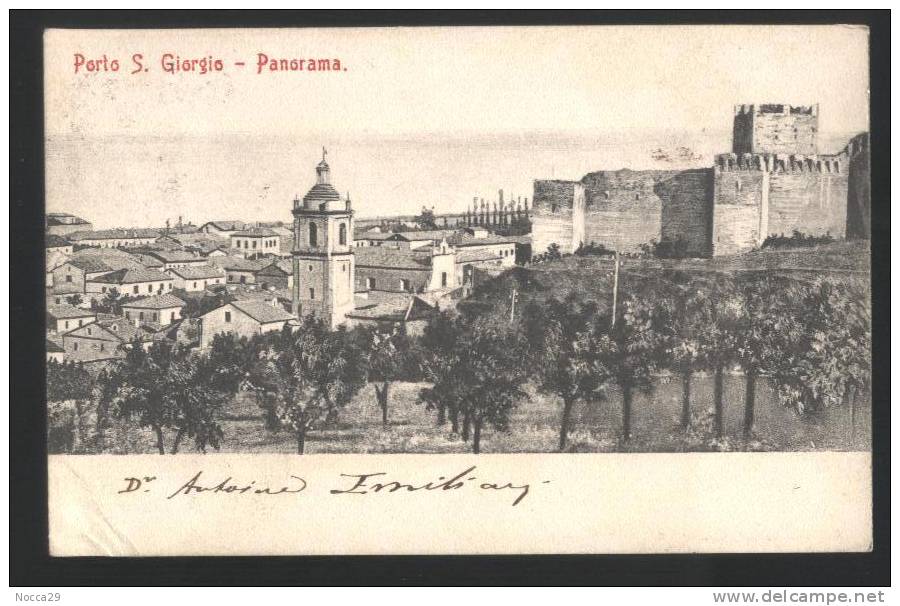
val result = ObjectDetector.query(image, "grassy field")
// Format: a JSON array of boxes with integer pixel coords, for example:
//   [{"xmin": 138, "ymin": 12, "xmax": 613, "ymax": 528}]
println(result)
[{"xmin": 95, "ymin": 374, "xmax": 867, "ymax": 455}]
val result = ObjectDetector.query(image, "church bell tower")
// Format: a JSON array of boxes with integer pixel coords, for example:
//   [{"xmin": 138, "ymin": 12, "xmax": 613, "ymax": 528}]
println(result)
[{"xmin": 291, "ymin": 149, "xmax": 355, "ymax": 327}]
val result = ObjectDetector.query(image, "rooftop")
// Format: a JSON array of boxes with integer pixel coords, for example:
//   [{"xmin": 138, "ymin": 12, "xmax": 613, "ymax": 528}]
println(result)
[
  {"xmin": 230, "ymin": 299, "xmax": 295, "ymax": 324},
  {"xmin": 90, "ymin": 267, "xmax": 172, "ymax": 284},
  {"xmin": 46, "ymin": 234, "xmax": 72, "ymax": 248},
  {"xmin": 67, "ymin": 228, "xmax": 161, "ymax": 241},
  {"xmin": 232, "ymin": 227, "xmax": 280, "ymax": 238},
  {"xmin": 47, "ymin": 303, "xmax": 96, "ymax": 320},
  {"xmin": 146, "ymin": 249, "xmax": 205, "ymax": 263},
  {"xmin": 354, "ymin": 247, "xmax": 433, "ymax": 270},
  {"xmin": 122, "ymin": 293, "xmax": 187, "ymax": 310},
  {"xmin": 167, "ymin": 264, "xmax": 226, "ymax": 279},
  {"xmin": 347, "ymin": 291, "xmax": 436, "ymax": 322}
]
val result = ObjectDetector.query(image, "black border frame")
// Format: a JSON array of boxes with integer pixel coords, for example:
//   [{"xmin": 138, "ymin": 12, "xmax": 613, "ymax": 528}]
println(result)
[{"xmin": 10, "ymin": 10, "xmax": 890, "ymax": 587}]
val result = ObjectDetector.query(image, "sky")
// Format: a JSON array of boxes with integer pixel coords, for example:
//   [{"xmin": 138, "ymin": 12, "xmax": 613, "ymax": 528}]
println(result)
[{"xmin": 44, "ymin": 26, "xmax": 870, "ymax": 229}]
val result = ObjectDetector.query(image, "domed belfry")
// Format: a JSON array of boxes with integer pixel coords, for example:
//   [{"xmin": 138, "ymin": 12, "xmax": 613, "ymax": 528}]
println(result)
[{"xmin": 291, "ymin": 149, "xmax": 355, "ymax": 327}]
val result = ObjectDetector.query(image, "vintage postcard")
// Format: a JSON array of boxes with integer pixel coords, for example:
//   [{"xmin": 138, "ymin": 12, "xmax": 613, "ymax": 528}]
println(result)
[{"xmin": 44, "ymin": 25, "xmax": 872, "ymax": 556}]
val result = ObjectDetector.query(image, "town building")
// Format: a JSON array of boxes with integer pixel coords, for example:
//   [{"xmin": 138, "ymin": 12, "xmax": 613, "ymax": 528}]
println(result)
[
  {"xmin": 46, "ymin": 212, "xmax": 92, "ymax": 236},
  {"xmin": 61, "ymin": 316, "xmax": 158, "ymax": 363},
  {"xmin": 291, "ymin": 153, "xmax": 356, "ymax": 328},
  {"xmin": 209, "ymin": 255, "xmax": 269, "ymax": 284},
  {"xmin": 345, "ymin": 290, "xmax": 438, "ymax": 335},
  {"xmin": 354, "ymin": 241, "xmax": 457, "ymax": 294},
  {"xmin": 165, "ymin": 264, "xmax": 227, "ymax": 291},
  {"xmin": 67, "ymin": 228, "xmax": 161, "ymax": 248},
  {"xmin": 52, "ymin": 257, "xmax": 118, "ymax": 293},
  {"xmin": 199, "ymin": 299, "xmax": 296, "ymax": 349},
  {"xmin": 46, "ymin": 304, "xmax": 96, "ymax": 334},
  {"xmin": 531, "ymin": 104, "xmax": 871, "ymax": 257},
  {"xmin": 255, "ymin": 259, "xmax": 294, "ymax": 290},
  {"xmin": 46, "ymin": 234, "xmax": 74, "ymax": 255},
  {"xmin": 197, "ymin": 220, "xmax": 247, "ymax": 237},
  {"xmin": 122, "ymin": 293, "xmax": 186, "ymax": 327},
  {"xmin": 86, "ymin": 267, "xmax": 174, "ymax": 297},
  {"xmin": 46, "ymin": 339, "xmax": 65, "ymax": 363},
  {"xmin": 139, "ymin": 249, "xmax": 208, "ymax": 270},
  {"xmin": 229, "ymin": 228, "xmax": 281, "ymax": 258}
]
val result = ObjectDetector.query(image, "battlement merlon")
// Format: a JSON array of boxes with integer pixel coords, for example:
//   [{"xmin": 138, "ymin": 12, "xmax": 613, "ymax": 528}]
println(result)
[
  {"xmin": 714, "ymin": 152, "xmax": 844, "ymax": 174},
  {"xmin": 733, "ymin": 103, "xmax": 819, "ymax": 117}
]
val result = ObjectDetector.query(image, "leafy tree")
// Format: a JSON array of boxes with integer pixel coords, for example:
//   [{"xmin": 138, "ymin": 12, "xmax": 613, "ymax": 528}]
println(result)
[
  {"xmin": 732, "ymin": 275, "xmax": 805, "ymax": 439},
  {"xmin": 178, "ymin": 289, "xmax": 235, "ymax": 319},
  {"xmin": 422, "ymin": 314, "xmax": 526, "ymax": 453},
  {"xmin": 100, "ymin": 341, "xmax": 226, "ymax": 454},
  {"xmin": 523, "ymin": 295, "xmax": 609, "ymax": 450},
  {"xmin": 597, "ymin": 292, "xmax": 667, "ymax": 442},
  {"xmin": 367, "ymin": 326, "xmax": 416, "ymax": 427},
  {"xmin": 415, "ymin": 206, "xmax": 438, "ymax": 230},
  {"xmin": 272, "ymin": 317, "xmax": 368, "ymax": 454},
  {"xmin": 91, "ymin": 287, "xmax": 133, "ymax": 315},
  {"xmin": 47, "ymin": 360, "xmax": 94, "ymax": 452},
  {"xmin": 419, "ymin": 311, "xmax": 463, "ymax": 430},
  {"xmin": 666, "ymin": 286, "xmax": 717, "ymax": 431},
  {"xmin": 702, "ymin": 276, "xmax": 743, "ymax": 439},
  {"xmin": 772, "ymin": 279, "xmax": 871, "ymax": 445},
  {"xmin": 65, "ymin": 293, "xmax": 84, "ymax": 307}
]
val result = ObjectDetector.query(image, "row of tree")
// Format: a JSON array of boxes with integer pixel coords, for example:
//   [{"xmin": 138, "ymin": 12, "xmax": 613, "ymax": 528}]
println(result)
[{"xmin": 48, "ymin": 269, "xmax": 870, "ymax": 455}]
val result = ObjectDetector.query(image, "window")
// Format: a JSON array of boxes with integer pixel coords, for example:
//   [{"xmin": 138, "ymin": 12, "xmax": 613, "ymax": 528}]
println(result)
[
  {"xmin": 252, "ymin": 241, "xmax": 257, "ymax": 249},
  {"xmin": 100, "ymin": 343, "xmax": 105, "ymax": 352},
  {"xmin": 64, "ymin": 320, "xmax": 69, "ymax": 330},
  {"xmin": 147, "ymin": 284, "xmax": 152, "ymax": 292},
  {"xmin": 367, "ymin": 277, "xmax": 376, "ymax": 289},
  {"xmin": 73, "ymin": 342, "xmax": 78, "ymax": 351},
  {"xmin": 133, "ymin": 285, "xmax": 139, "ymax": 294},
  {"xmin": 125, "ymin": 312, "xmax": 131, "ymax": 320},
  {"xmin": 401, "ymin": 279, "xmax": 410, "ymax": 292},
  {"xmin": 225, "ymin": 311, "xmax": 231, "ymax": 323},
  {"xmin": 309, "ymin": 223, "xmax": 318, "ymax": 247},
  {"xmin": 342, "ymin": 263, "xmax": 346, "ymax": 272},
  {"xmin": 139, "ymin": 312, "xmax": 144, "ymax": 321},
  {"xmin": 193, "ymin": 282, "xmax": 198, "ymax": 289},
  {"xmin": 87, "ymin": 327, "xmax": 91, "ymax": 335},
  {"xmin": 65, "ymin": 275, "xmax": 72, "ymax": 283},
  {"xmin": 152, "ymin": 313, "xmax": 158, "ymax": 322},
  {"xmin": 78, "ymin": 319, "xmax": 83, "ymax": 327},
  {"xmin": 170, "ymin": 312, "xmax": 176, "ymax": 322},
  {"xmin": 339, "ymin": 223, "xmax": 347, "ymax": 245},
  {"xmin": 308, "ymin": 265, "xmax": 313, "ymax": 272},
  {"xmin": 101, "ymin": 287, "xmax": 107, "ymax": 293},
  {"xmin": 240, "ymin": 276, "xmax": 246, "ymax": 284},
  {"xmin": 309, "ymin": 288, "xmax": 315, "ymax": 300},
  {"xmin": 441, "ymin": 272, "xmax": 448, "ymax": 287},
  {"xmin": 735, "ymin": 181, "xmax": 742, "ymax": 194}
]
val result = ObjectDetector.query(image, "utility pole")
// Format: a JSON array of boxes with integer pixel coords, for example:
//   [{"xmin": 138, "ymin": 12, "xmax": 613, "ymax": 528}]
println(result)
[
  {"xmin": 509, "ymin": 288, "xmax": 518, "ymax": 324},
  {"xmin": 610, "ymin": 251, "xmax": 619, "ymax": 327}
]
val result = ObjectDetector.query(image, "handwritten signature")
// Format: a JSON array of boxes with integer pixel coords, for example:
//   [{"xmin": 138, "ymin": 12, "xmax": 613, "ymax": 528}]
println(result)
[{"xmin": 120, "ymin": 466, "xmax": 547, "ymax": 507}]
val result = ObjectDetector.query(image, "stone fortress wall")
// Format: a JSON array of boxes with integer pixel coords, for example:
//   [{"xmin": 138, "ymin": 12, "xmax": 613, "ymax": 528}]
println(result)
[{"xmin": 531, "ymin": 104, "xmax": 870, "ymax": 257}]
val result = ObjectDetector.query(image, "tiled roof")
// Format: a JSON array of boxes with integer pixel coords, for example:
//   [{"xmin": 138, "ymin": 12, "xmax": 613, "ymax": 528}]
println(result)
[
  {"xmin": 167, "ymin": 264, "xmax": 226, "ymax": 279},
  {"xmin": 68, "ymin": 228, "xmax": 161, "ymax": 241},
  {"xmin": 65, "ymin": 257, "xmax": 115, "ymax": 273},
  {"xmin": 70, "ymin": 249, "xmax": 147, "ymax": 271},
  {"xmin": 348, "ymin": 292, "xmax": 436, "ymax": 322},
  {"xmin": 354, "ymin": 247, "xmax": 432, "ymax": 270},
  {"xmin": 146, "ymin": 249, "xmax": 204, "ymax": 263},
  {"xmin": 209, "ymin": 256, "xmax": 269, "ymax": 271},
  {"xmin": 46, "ymin": 213, "xmax": 90, "ymax": 226},
  {"xmin": 122, "ymin": 293, "xmax": 186, "ymax": 310},
  {"xmin": 230, "ymin": 300, "xmax": 295, "ymax": 324},
  {"xmin": 47, "ymin": 304, "xmax": 95, "ymax": 320},
  {"xmin": 447, "ymin": 232, "xmax": 517, "ymax": 246},
  {"xmin": 46, "ymin": 234, "xmax": 72, "ymax": 248},
  {"xmin": 456, "ymin": 249, "xmax": 503, "ymax": 263},
  {"xmin": 257, "ymin": 260, "xmax": 293, "ymax": 275},
  {"xmin": 46, "ymin": 339, "xmax": 65, "ymax": 353},
  {"xmin": 232, "ymin": 228, "xmax": 279, "ymax": 237},
  {"xmin": 201, "ymin": 221, "xmax": 246, "ymax": 231},
  {"xmin": 90, "ymin": 267, "xmax": 172, "ymax": 284}
]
